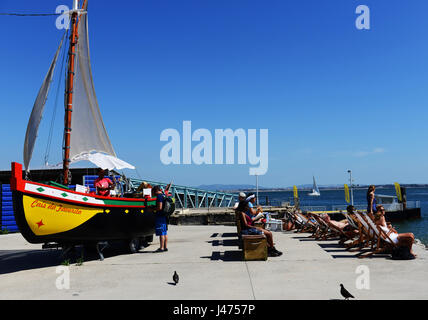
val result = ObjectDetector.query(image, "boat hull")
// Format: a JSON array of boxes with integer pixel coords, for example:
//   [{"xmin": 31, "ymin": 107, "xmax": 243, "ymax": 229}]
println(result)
[{"xmin": 11, "ymin": 162, "xmax": 157, "ymax": 244}]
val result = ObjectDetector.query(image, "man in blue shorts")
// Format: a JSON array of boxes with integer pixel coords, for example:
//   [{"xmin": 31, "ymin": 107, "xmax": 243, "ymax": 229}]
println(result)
[{"xmin": 153, "ymin": 185, "xmax": 168, "ymax": 252}]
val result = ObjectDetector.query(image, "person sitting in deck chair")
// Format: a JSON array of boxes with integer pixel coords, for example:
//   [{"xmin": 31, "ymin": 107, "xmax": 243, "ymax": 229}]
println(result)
[
  {"xmin": 320, "ymin": 212, "xmax": 357, "ymax": 239},
  {"xmin": 345, "ymin": 205, "xmax": 360, "ymax": 229},
  {"xmin": 283, "ymin": 221, "xmax": 296, "ymax": 231},
  {"xmin": 374, "ymin": 205, "xmax": 416, "ymax": 259},
  {"xmin": 320, "ymin": 213, "xmax": 349, "ymax": 230},
  {"xmin": 236, "ymin": 200, "xmax": 282, "ymax": 257}
]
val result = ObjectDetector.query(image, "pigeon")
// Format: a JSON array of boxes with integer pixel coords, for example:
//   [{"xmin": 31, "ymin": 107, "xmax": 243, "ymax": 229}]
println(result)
[
  {"xmin": 340, "ymin": 284, "xmax": 355, "ymax": 300},
  {"xmin": 173, "ymin": 271, "xmax": 179, "ymax": 285}
]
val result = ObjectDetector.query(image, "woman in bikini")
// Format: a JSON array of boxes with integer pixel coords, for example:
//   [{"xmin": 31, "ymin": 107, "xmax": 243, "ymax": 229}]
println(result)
[{"xmin": 374, "ymin": 205, "xmax": 416, "ymax": 258}]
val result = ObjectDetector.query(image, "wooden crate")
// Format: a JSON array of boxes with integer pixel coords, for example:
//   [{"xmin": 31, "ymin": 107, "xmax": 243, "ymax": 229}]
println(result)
[
  {"xmin": 235, "ymin": 211, "xmax": 242, "ymax": 235},
  {"xmin": 242, "ymin": 235, "xmax": 267, "ymax": 261}
]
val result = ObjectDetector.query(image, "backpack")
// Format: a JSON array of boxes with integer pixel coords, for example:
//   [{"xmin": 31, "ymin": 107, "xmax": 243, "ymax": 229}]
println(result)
[
  {"xmin": 391, "ymin": 246, "xmax": 415, "ymax": 260},
  {"xmin": 162, "ymin": 197, "xmax": 175, "ymax": 216}
]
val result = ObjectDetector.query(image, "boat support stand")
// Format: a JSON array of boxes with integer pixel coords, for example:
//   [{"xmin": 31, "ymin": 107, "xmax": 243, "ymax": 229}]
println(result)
[{"xmin": 96, "ymin": 241, "xmax": 109, "ymax": 261}]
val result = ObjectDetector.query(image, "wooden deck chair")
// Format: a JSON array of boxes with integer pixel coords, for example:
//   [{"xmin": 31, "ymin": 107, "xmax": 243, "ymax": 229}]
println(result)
[
  {"xmin": 348, "ymin": 212, "xmax": 383, "ymax": 252},
  {"xmin": 343, "ymin": 213, "xmax": 365, "ymax": 250},
  {"xmin": 305, "ymin": 212, "xmax": 324, "ymax": 239},
  {"xmin": 234, "ymin": 210, "xmax": 244, "ymax": 241},
  {"xmin": 316, "ymin": 213, "xmax": 356, "ymax": 244},
  {"xmin": 306, "ymin": 213, "xmax": 334, "ymax": 240},
  {"xmin": 294, "ymin": 212, "xmax": 318, "ymax": 233},
  {"xmin": 360, "ymin": 213, "xmax": 398, "ymax": 258},
  {"xmin": 305, "ymin": 212, "xmax": 339, "ymax": 240},
  {"xmin": 353, "ymin": 212, "xmax": 377, "ymax": 253},
  {"xmin": 354, "ymin": 212, "xmax": 397, "ymax": 258},
  {"xmin": 285, "ymin": 211, "xmax": 306, "ymax": 231},
  {"xmin": 345, "ymin": 213, "xmax": 359, "ymax": 229}
]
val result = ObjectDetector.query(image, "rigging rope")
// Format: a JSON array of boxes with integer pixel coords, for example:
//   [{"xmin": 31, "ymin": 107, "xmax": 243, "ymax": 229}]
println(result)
[{"xmin": 0, "ymin": 13, "xmax": 61, "ymax": 16}]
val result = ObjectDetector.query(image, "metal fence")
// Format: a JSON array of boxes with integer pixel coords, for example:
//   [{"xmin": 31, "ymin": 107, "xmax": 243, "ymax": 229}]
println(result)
[
  {"xmin": 127, "ymin": 178, "xmax": 236, "ymax": 209},
  {"xmin": 300, "ymin": 206, "xmax": 328, "ymax": 212},
  {"xmin": 406, "ymin": 201, "xmax": 420, "ymax": 209},
  {"xmin": 331, "ymin": 204, "xmax": 367, "ymax": 211}
]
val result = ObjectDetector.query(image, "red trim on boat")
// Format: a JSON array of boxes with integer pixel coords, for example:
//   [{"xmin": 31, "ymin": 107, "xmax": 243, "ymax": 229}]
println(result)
[{"xmin": 10, "ymin": 162, "xmax": 157, "ymax": 208}]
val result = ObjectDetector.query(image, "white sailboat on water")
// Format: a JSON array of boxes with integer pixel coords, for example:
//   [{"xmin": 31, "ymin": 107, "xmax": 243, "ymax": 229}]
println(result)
[{"xmin": 308, "ymin": 176, "xmax": 320, "ymax": 196}]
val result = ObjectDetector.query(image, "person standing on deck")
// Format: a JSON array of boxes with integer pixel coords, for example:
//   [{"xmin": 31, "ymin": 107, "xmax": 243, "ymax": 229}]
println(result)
[
  {"xmin": 94, "ymin": 168, "xmax": 114, "ymax": 197},
  {"xmin": 366, "ymin": 185, "xmax": 377, "ymax": 219},
  {"xmin": 153, "ymin": 185, "xmax": 168, "ymax": 252}
]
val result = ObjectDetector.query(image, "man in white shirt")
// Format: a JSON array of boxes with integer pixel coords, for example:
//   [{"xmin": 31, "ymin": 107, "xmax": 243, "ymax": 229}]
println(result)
[{"xmin": 233, "ymin": 192, "xmax": 246, "ymax": 209}]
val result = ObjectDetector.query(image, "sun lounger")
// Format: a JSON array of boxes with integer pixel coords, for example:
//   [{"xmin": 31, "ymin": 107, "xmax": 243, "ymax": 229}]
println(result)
[
  {"xmin": 294, "ymin": 212, "xmax": 318, "ymax": 233},
  {"xmin": 345, "ymin": 213, "xmax": 359, "ymax": 230},
  {"xmin": 352, "ymin": 212, "xmax": 377, "ymax": 252},
  {"xmin": 306, "ymin": 212, "xmax": 332, "ymax": 240},
  {"xmin": 308, "ymin": 213, "xmax": 357, "ymax": 245},
  {"xmin": 284, "ymin": 211, "xmax": 305, "ymax": 231},
  {"xmin": 364, "ymin": 213, "xmax": 398, "ymax": 247},
  {"xmin": 353, "ymin": 212, "xmax": 397, "ymax": 258},
  {"xmin": 342, "ymin": 213, "xmax": 365, "ymax": 250}
]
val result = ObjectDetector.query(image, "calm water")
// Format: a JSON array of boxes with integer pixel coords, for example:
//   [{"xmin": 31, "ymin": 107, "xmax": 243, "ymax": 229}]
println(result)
[{"xmin": 257, "ymin": 187, "xmax": 428, "ymax": 246}]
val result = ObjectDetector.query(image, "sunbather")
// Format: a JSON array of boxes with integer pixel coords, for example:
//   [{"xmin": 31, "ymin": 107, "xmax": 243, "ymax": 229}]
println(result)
[
  {"xmin": 374, "ymin": 205, "xmax": 416, "ymax": 258},
  {"xmin": 282, "ymin": 213, "xmax": 296, "ymax": 231},
  {"xmin": 236, "ymin": 201, "xmax": 282, "ymax": 257},
  {"xmin": 320, "ymin": 212, "xmax": 358, "ymax": 240},
  {"xmin": 320, "ymin": 213, "xmax": 349, "ymax": 231}
]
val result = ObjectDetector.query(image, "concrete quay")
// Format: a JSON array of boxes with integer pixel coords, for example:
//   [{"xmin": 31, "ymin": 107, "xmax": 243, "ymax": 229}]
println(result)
[
  {"xmin": 0, "ymin": 225, "xmax": 427, "ymax": 300},
  {"xmin": 169, "ymin": 206, "xmax": 292, "ymax": 225}
]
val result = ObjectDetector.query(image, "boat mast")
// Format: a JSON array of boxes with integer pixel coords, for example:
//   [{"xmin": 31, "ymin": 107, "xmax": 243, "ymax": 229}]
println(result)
[{"xmin": 62, "ymin": 0, "xmax": 80, "ymax": 184}]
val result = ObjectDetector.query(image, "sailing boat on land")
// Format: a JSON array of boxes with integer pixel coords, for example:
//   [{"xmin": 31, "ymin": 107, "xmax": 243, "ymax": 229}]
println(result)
[
  {"xmin": 11, "ymin": 0, "xmax": 170, "ymax": 251},
  {"xmin": 308, "ymin": 176, "xmax": 320, "ymax": 196}
]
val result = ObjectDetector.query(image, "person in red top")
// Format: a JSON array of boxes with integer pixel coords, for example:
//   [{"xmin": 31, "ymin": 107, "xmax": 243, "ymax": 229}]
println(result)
[
  {"xmin": 94, "ymin": 168, "xmax": 114, "ymax": 197},
  {"xmin": 236, "ymin": 200, "xmax": 282, "ymax": 257}
]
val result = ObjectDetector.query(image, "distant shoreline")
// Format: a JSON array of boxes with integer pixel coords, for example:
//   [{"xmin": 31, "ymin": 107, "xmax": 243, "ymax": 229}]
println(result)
[{"xmin": 220, "ymin": 185, "xmax": 428, "ymax": 193}]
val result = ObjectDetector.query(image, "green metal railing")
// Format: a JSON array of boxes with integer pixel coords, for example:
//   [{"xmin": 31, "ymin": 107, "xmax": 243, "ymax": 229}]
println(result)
[{"xmin": 128, "ymin": 178, "xmax": 236, "ymax": 209}]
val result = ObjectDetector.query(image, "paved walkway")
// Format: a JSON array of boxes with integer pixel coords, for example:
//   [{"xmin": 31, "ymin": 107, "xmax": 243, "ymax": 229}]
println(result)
[{"xmin": 0, "ymin": 225, "xmax": 427, "ymax": 299}]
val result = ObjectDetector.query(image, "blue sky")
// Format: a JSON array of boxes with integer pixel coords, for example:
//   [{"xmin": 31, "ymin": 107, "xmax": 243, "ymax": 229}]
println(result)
[{"xmin": 1, "ymin": 0, "xmax": 428, "ymax": 187}]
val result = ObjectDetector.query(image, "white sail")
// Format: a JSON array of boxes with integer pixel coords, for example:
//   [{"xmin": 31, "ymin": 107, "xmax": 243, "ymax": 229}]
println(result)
[
  {"xmin": 23, "ymin": 36, "xmax": 65, "ymax": 172},
  {"xmin": 308, "ymin": 176, "xmax": 320, "ymax": 196},
  {"xmin": 69, "ymin": 10, "xmax": 134, "ymax": 170},
  {"xmin": 70, "ymin": 11, "xmax": 115, "ymax": 161},
  {"xmin": 313, "ymin": 176, "xmax": 319, "ymax": 194}
]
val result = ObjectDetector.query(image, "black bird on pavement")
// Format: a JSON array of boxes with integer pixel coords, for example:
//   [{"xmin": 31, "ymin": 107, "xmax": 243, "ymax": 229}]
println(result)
[
  {"xmin": 173, "ymin": 271, "xmax": 179, "ymax": 285},
  {"xmin": 340, "ymin": 284, "xmax": 355, "ymax": 300}
]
